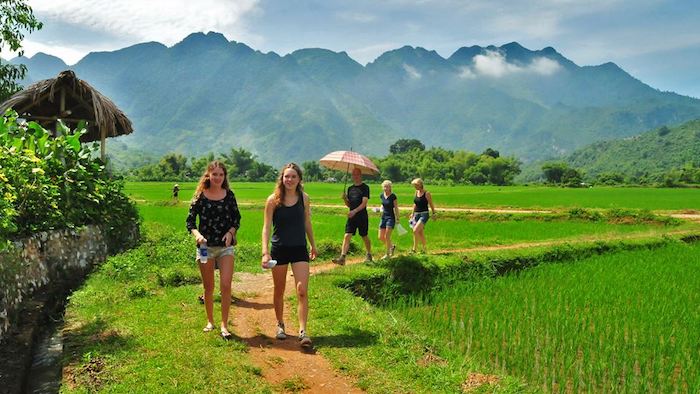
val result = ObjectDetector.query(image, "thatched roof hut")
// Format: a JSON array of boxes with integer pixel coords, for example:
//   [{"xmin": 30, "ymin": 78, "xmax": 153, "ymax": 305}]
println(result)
[{"xmin": 0, "ymin": 70, "xmax": 133, "ymax": 159}]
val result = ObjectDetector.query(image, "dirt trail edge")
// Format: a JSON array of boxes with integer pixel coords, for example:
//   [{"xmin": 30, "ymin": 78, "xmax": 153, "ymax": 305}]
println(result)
[{"xmin": 229, "ymin": 228, "xmax": 699, "ymax": 393}]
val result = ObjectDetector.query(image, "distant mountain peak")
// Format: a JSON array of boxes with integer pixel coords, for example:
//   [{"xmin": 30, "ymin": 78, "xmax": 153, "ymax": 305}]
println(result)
[{"xmin": 173, "ymin": 31, "xmax": 230, "ymax": 52}]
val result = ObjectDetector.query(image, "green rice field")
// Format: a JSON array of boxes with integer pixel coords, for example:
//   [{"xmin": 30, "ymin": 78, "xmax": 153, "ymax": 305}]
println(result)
[
  {"xmin": 394, "ymin": 242, "xmax": 700, "ymax": 392},
  {"xmin": 125, "ymin": 181, "xmax": 700, "ymax": 210}
]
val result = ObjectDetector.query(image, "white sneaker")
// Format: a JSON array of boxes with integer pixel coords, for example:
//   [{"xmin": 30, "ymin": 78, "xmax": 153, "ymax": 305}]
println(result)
[
  {"xmin": 299, "ymin": 330, "xmax": 312, "ymax": 348},
  {"xmin": 275, "ymin": 322, "xmax": 286, "ymax": 340}
]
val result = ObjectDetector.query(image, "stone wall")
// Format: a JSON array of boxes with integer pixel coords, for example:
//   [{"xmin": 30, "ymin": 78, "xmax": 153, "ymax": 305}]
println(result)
[{"xmin": 0, "ymin": 225, "xmax": 108, "ymax": 340}]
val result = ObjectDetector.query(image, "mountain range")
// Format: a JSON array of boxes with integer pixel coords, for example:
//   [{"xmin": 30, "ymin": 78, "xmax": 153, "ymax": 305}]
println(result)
[{"xmin": 11, "ymin": 31, "xmax": 700, "ymax": 167}]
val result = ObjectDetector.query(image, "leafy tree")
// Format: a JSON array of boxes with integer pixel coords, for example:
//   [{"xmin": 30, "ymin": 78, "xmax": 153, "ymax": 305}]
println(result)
[
  {"xmin": 301, "ymin": 161, "xmax": 323, "ymax": 181},
  {"xmin": 0, "ymin": 0, "xmax": 43, "ymax": 100},
  {"xmin": 389, "ymin": 138, "xmax": 425, "ymax": 154},
  {"xmin": 597, "ymin": 172, "xmax": 625, "ymax": 185},
  {"xmin": 542, "ymin": 162, "xmax": 568, "ymax": 184},
  {"xmin": 222, "ymin": 147, "xmax": 255, "ymax": 178},
  {"xmin": 482, "ymin": 148, "xmax": 500, "ymax": 158},
  {"xmin": 190, "ymin": 153, "xmax": 215, "ymax": 178},
  {"xmin": 158, "ymin": 153, "xmax": 189, "ymax": 178},
  {"xmin": 561, "ymin": 167, "xmax": 584, "ymax": 187}
]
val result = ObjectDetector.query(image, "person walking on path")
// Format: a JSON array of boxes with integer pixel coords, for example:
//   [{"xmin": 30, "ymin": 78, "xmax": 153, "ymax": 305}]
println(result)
[
  {"xmin": 333, "ymin": 168, "xmax": 372, "ymax": 265},
  {"xmin": 409, "ymin": 178, "xmax": 435, "ymax": 254},
  {"xmin": 378, "ymin": 180, "xmax": 400, "ymax": 259},
  {"xmin": 186, "ymin": 161, "xmax": 241, "ymax": 340},
  {"xmin": 261, "ymin": 163, "xmax": 317, "ymax": 348}
]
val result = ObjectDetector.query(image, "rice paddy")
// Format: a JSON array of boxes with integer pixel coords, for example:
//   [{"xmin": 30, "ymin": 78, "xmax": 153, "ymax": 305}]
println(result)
[{"xmin": 394, "ymin": 242, "xmax": 700, "ymax": 392}]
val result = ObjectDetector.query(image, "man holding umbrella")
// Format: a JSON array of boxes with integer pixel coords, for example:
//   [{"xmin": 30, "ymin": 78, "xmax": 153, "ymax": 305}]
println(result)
[
  {"xmin": 319, "ymin": 150, "xmax": 379, "ymax": 265},
  {"xmin": 332, "ymin": 167, "xmax": 372, "ymax": 265}
]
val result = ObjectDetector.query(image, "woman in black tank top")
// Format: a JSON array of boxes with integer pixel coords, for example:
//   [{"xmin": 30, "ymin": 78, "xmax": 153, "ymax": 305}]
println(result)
[
  {"xmin": 261, "ymin": 163, "xmax": 317, "ymax": 347},
  {"xmin": 409, "ymin": 178, "xmax": 436, "ymax": 253}
]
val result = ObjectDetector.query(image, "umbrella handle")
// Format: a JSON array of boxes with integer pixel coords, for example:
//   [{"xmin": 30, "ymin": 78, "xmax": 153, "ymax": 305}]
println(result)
[{"xmin": 342, "ymin": 161, "xmax": 350, "ymax": 196}]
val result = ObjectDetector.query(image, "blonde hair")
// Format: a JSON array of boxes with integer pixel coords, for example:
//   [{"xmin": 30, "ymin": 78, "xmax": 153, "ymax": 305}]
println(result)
[
  {"xmin": 273, "ymin": 163, "xmax": 304, "ymax": 207},
  {"xmin": 193, "ymin": 161, "xmax": 230, "ymax": 201},
  {"xmin": 381, "ymin": 180, "xmax": 392, "ymax": 188},
  {"xmin": 411, "ymin": 178, "xmax": 424, "ymax": 189}
]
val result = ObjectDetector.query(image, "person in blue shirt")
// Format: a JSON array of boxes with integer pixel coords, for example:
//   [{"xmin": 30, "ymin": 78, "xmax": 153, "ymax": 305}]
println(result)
[{"xmin": 378, "ymin": 180, "xmax": 400, "ymax": 259}]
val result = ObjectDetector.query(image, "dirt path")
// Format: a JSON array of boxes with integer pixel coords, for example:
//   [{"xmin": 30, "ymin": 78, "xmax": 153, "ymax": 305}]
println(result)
[
  {"xmin": 228, "ymin": 226, "xmax": 699, "ymax": 393},
  {"xmin": 231, "ymin": 270, "xmax": 363, "ymax": 393}
]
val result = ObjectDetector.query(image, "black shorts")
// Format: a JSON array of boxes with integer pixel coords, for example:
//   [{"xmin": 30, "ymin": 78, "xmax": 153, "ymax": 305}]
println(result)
[
  {"xmin": 345, "ymin": 210, "xmax": 369, "ymax": 237},
  {"xmin": 271, "ymin": 244, "xmax": 309, "ymax": 265}
]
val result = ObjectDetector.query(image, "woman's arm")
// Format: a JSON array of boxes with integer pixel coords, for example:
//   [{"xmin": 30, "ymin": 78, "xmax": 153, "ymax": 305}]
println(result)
[
  {"xmin": 393, "ymin": 196, "xmax": 400, "ymax": 221},
  {"xmin": 186, "ymin": 198, "xmax": 206, "ymax": 244},
  {"xmin": 426, "ymin": 191, "xmax": 436, "ymax": 215},
  {"xmin": 261, "ymin": 195, "xmax": 275, "ymax": 265},
  {"xmin": 304, "ymin": 193, "xmax": 317, "ymax": 260}
]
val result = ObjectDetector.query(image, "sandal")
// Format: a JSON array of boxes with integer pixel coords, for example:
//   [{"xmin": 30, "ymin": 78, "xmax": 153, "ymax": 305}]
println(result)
[
  {"xmin": 203, "ymin": 322, "xmax": 215, "ymax": 332},
  {"xmin": 220, "ymin": 328, "xmax": 233, "ymax": 340}
]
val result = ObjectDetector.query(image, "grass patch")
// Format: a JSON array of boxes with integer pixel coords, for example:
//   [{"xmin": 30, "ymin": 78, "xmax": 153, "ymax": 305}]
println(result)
[{"xmin": 60, "ymin": 225, "xmax": 271, "ymax": 393}]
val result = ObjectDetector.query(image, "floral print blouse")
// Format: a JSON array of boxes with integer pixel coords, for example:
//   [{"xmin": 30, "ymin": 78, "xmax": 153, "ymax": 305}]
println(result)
[{"xmin": 186, "ymin": 189, "xmax": 241, "ymax": 247}]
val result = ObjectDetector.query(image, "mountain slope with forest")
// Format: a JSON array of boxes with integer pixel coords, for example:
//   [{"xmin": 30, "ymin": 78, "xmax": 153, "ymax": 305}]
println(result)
[
  {"xmin": 11, "ymin": 32, "xmax": 700, "ymax": 167},
  {"xmin": 566, "ymin": 119, "xmax": 700, "ymax": 180}
]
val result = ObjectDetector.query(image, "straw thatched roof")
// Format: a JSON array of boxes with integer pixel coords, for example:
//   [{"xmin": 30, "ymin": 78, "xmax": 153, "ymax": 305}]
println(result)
[{"xmin": 0, "ymin": 70, "xmax": 133, "ymax": 142}]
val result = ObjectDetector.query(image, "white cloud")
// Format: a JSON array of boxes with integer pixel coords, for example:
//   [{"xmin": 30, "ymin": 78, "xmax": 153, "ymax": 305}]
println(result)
[
  {"xmin": 473, "ymin": 50, "xmax": 520, "ymax": 77},
  {"xmin": 28, "ymin": 0, "xmax": 260, "ymax": 46},
  {"xmin": 458, "ymin": 66, "xmax": 476, "ymax": 79},
  {"xmin": 529, "ymin": 57, "xmax": 561, "ymax": 75},
  {"xmin": 336, "ymin": 11, "xmax": 377, "ymax": 23},
  {"xmin": 403, "ymin": 63, "xmax": 421, "ymax": 79},
  {"xmin": 461, "ymin": 50, "xmax": 561, "ymax": 78}
]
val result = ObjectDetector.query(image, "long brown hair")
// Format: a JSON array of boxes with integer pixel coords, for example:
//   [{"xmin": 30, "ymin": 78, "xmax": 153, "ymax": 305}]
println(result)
[
  {"xmin": 193, "ymin": 161, "xmax": 230, "ymax": 201},
  {"xmin": 273, "ymin": 163, "xmax": 303, "ymax": 207}
]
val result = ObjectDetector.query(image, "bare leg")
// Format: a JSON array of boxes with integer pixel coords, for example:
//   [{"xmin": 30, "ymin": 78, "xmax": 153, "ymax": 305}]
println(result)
[
  {"xmin": 361, "ymin": 235, "xmax": 372, "ymax": 255},
  {"xmin": 385, "ymin": 227, "xmax": 394, "ymax": 256},
  {"xmin": 341, "ymin": 233, "xmax": 352, "ymax": 255},
  {"xmin": 413, "ymin": 221, "xmax": 427, "ymax": 252},
  {"xmin": 290, "ymin": 262, "xmax": 310, "ymax": 333},
  {"xmin": 218, "ymin": 255, "xmax": 234, "ymax": 333},
  {"xmin": 198, "ymin": 259, "xmax": 216, "ymax": 328},
  {"xmin": 271, "ymin": 264, "xmax": 288, "ymax": 324}
]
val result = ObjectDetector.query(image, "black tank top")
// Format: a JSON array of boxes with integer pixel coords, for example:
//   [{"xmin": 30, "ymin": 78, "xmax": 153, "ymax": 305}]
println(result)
[
  {"xmin": 414, "ymin": 191, "xmax": 429, "ymax": 212},
  {"xmin": 272, "ymin": 192, "xmax": 307, "ymax": 246}
]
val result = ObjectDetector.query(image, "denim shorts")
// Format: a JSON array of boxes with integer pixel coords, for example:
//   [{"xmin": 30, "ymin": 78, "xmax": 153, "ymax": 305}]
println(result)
[
  {"xmin": 413, "ymin": 211, "xmax": 430, "ymax": 225},
  {"xmin": 196, "ymin": 246, "xmax": 234, "ymax": 262},
  {"xmin": 379, "ymin": 216, "xmax": 396, "ymax": 229}
]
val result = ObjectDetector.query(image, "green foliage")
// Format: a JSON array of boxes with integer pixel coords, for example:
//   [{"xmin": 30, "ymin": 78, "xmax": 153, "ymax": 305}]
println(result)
[
  {"xmin": 542, "ymin": 161, "xmax": 584, "ymax": 187},
  {"xmin": 0, "ymin": 110, "xmax": 139, "ymax": 251},
  {"xmin": 374, "ymin": 147, "xmax": 521, "ymax": 185},
  {"xmin": 0, "ymin": 0, "xmax": 42, "ymax": 100},
  {"xmin": 389, "ymin": 138, "xmax": 425, "ymax": 154},
  {"xmin": 127, "ymin": 147, "xmax": 277, "ymax": 182},
  {"xmin": 562, "ymin": 119, "xmax": 700, "ymax": 185}
]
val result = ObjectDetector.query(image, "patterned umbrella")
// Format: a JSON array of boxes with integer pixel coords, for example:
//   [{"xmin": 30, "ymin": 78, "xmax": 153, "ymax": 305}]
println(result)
[{"xmin": 319, "ymin": 150, "xmax": 380, "ymax": 175}]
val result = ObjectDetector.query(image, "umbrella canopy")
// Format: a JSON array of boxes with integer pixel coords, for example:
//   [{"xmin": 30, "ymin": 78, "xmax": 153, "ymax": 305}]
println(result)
[{"xmin": 319, "ymin": 150, "xmax": 380, "ymax": 175}]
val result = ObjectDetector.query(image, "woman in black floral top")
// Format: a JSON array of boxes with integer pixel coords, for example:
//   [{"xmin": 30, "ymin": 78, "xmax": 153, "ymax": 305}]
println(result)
[{"xmin": 186, "ymin": 161, "xmax": 241, "ymax": 339}]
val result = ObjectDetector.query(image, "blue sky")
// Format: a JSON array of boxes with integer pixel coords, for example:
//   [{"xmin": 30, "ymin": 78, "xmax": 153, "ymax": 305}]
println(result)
[{"xmin": 15, "ymin": 0, "xmax": 700, "ymax": 98}]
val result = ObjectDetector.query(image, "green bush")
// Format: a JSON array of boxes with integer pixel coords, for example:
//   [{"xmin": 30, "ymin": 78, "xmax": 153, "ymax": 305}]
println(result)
[{"xmin": 0, "ymin": 110, "xmax": 139, "ymax": 250}]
